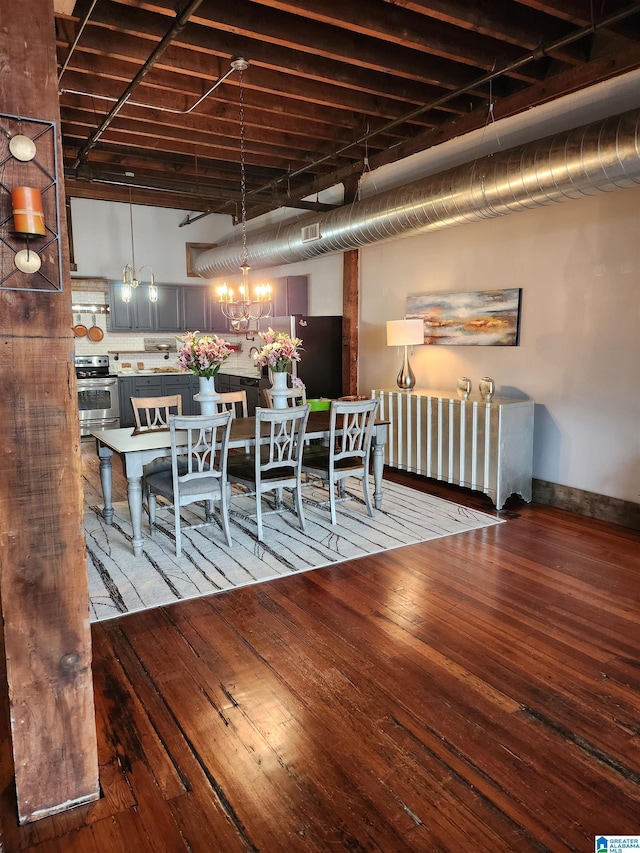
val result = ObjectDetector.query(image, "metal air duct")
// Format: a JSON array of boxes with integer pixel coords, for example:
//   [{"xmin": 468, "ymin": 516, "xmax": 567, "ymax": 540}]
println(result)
[{"xmin": 193, "ymin": 109, "xmax": 640, "ymax": 277}]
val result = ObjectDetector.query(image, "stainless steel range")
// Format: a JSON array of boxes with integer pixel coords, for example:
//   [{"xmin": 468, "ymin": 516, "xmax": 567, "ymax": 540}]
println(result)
[{"xmin": 75, "ymin": 355, "xmax": 120, "ymax": 436}]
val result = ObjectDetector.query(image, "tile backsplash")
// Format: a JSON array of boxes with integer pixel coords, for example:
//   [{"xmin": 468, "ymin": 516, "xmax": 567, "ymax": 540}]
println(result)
[{"xmin": 72, "ymin": 289, "xmax": 262, "ymax": 377}]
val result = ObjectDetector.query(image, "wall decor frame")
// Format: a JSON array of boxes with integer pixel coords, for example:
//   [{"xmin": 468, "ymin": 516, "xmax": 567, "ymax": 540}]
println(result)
[
  {"xmin": 0, "ymin": 112, "xmax": 62, "ymax": 292},
  {"xmin": 406, "ymin": 288, "xmax": 522, "ymax": 346}
]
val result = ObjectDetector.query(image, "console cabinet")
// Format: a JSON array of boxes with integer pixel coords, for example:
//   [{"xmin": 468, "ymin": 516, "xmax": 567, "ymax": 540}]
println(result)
[{"xmin": 372, "ymin": 389, "xmax": 534, "ymax": 509}]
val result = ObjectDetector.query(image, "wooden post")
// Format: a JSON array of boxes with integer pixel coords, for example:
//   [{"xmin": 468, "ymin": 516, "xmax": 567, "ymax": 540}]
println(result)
[
  {"xmin": 0, "ymin": 0, "xmax": 99, "ymax": 823},
  {"xmin": 341, "ymin": 176, "xmax": 360, "ymax": 396},
  {"xmin": 342, "ymin": 250, "xmax": 360, "ymax": 396}
]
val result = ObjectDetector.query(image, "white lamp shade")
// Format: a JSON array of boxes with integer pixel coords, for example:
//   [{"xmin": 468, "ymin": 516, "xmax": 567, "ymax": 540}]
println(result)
[{"xmin": 386, "ymin": 318, "xmax": 424, "ymax": 347}]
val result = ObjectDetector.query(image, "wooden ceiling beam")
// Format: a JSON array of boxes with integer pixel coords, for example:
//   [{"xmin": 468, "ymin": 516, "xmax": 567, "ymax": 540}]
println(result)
[
  {"xmin": 58, "ymin": 67, "xmax": 427, "ymax": 138},
  {"xmin": 513, "ymin": 0, "xmax": 639, "ymax": 35},
  {"xmin": 60, "ymin": 110, "xmax": 364, "ymax": 172},
  {"xmin": 244, "ymin": 0, "xmax": 583, "ymax": 68},
  {"xmin": 57, "ymin": 95, "xmax": 398, "ymax": 152},
  {"xmin": 64, "ymin": 175, "xmax": 216, "ymax": 210},
  {"xmin": 57, "ymin": 33, "xmax": 472, "ymax": 121},
  {"xmin": 75, "ymin": 3, "xmax": 494, "ymax": 97},
  {"xmin": 62, "ymin": 142, "xmax": 311, "ymax": 189}
]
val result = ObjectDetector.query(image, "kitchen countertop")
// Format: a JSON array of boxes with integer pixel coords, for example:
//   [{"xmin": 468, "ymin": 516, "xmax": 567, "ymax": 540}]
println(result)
[{"xmin": 118, "ymin": 368, "xmax": 262, "ymax": 379}]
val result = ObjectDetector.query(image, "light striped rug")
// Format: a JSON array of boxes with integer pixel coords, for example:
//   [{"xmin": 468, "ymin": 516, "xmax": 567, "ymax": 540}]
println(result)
[{"xmin": 85, "ymin": 479, "xmax": 502, "ymax": 623}]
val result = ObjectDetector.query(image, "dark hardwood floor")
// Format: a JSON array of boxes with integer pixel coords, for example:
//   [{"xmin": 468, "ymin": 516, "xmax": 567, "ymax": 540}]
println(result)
[{"xmin": 0, "ymin": 442, "xmax": 638, "ymax": 851}]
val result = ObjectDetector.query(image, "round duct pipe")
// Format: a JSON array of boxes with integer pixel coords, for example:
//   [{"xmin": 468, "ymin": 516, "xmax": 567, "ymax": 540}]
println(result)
[{"xmin": 193, "ymin": 109, "xmax": 640, "ymax": 277}]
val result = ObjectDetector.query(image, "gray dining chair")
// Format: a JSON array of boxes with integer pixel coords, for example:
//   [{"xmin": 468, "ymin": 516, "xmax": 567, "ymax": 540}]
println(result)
[
  {"xmin": 146, "ymin": 411, "xmax": 233, "ymax": 557},
  {"xmin": 227, "ymin": 404, "xmax": 310, "ymax": 541},
  {"xmin": 301, "ymin": 397, "xmax": 380, "ymax": 525},
  {"xmin": 131, "ymin": 394, "xmax": 185, "ymax": 499}
]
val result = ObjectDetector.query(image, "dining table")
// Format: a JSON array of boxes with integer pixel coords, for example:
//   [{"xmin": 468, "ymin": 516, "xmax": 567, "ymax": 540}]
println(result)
[{"xmin": 90, "ymin": 410, "xmax": 390, "ymax": 556}]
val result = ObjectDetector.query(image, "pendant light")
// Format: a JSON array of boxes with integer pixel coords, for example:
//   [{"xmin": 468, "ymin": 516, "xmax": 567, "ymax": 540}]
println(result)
[{"xmin": 122, "ymin": 186, "xmax": 156, "ymax": 302}]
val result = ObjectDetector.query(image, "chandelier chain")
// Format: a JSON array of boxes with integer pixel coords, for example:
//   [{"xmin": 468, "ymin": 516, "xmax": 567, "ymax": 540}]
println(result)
[
  {"xmin": 128, "ymin": 186, "xmax": 136, "ymax": 272},
  {"xmin": 239, "ymin": 68, "xmax": 248, "ymax": 268}
]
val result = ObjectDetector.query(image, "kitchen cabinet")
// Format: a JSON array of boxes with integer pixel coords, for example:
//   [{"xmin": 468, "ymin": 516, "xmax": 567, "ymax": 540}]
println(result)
[
  {"xmin": 221, "ymin": 374, "xmax": 262, "ymax": 416},
  {"xmin": 163, "ymin": 374, "xmax": 199, "ymax": 416},
  {"xmin": 109, "ymin": 283, "xmax": 155, "ymax": 331},
  {"xmin": 154, "ymin": 285, "xmax": 183, "ymax": 331},
  {"xmin": 236, "ymin": 376, "xmax": 263, "ymax": 416},
  {"xmin": 118, "ymin": 375, "xmax": 164, "ymax": 426},
  {"xmin": 183, "ymin": 285, "xmax": 229, "ymax": 333},
  {"xmin": 118, "ymin": 372, "xmax": 264, "ymax": 426},
  {"xmin": 110, "ymin": 282, "xmax": 226, "ymax": 333},
  {"xmin": 271, "ymin": 275, "xmax": 308, "ymax": 317}
]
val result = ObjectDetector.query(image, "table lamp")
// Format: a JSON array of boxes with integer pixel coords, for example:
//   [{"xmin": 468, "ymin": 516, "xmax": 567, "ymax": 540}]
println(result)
[{"xmin": 386, "ymin": 319, "xmax": 424, "ymax": 391}]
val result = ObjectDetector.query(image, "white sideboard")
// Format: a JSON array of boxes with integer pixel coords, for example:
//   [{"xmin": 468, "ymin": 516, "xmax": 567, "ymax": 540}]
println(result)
[{"xmin": 372, "ymin": 389, "xmax": 534, "ymax": 509}]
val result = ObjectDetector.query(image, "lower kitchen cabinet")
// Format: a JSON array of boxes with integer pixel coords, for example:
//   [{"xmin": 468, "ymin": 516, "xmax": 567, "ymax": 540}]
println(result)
[
  {"xmin": 119, "ymin": 376, "xmax": 168, "ymax": 426},
  {"xmin": 119, "ymin": 374, "xmax": 191, "ymax": 427},
  {"xmin": 163, "ymin": 375, "xmax": 199, "ymax": 416},
  {"xmin": 118, "ymin": 372, "xmax": 263, "ymax": 425}
]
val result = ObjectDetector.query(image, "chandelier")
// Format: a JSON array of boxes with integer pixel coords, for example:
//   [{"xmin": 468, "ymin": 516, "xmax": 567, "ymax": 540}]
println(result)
[
  {"xmin": 216, "ymin": 58, "xmax": 272, "ymax": 327},
  {"xmin": 121, "ymin": 188, "xmax": 157, "ymax": 303}
]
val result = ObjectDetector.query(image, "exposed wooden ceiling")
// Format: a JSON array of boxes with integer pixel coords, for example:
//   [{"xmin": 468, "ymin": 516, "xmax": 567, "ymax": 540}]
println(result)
[{"xmin": 55, "ymin": 0, "xmax": 640, "ymax": 223}]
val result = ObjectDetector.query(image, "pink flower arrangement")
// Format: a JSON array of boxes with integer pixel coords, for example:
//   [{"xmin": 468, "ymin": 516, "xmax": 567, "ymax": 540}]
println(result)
[
  {"xmin": 254, "ymin": 327, "xmax": 303, "ymax": 373},
  {"xmin": 177, "ymin": 331, "xmax": 232, "ymax": 379}
]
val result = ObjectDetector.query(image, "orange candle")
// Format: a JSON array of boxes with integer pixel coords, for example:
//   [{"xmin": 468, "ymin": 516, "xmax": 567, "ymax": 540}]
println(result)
[{"xmin": 11, "ymin": 186, "xmax": 46, "ymax": 237}]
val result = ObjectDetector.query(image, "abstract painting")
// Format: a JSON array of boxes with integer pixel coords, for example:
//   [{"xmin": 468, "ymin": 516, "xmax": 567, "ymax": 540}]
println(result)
[{"xmin": 406, "ymin": 288, "xmax": 522, "ymax": 346}]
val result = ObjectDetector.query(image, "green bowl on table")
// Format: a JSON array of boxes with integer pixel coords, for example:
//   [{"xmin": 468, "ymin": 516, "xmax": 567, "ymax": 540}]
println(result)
[{"xmin": 307, "ymin": 398, "xmax": 332, "ymax": 412}]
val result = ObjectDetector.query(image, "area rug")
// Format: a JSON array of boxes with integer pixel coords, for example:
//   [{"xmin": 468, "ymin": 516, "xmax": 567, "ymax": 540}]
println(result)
[{"xmin": 85, "ymin": 479, "xmax": 502, "ymax": 623}]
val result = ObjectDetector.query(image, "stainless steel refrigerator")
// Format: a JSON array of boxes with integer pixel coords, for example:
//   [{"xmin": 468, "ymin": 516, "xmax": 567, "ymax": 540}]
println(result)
[{"xmin": 266, "ymin": 315, "xmax": 343, "ymax": 399}]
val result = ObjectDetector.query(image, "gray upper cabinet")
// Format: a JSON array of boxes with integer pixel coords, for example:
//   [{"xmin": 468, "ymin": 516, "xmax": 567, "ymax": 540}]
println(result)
[
  {"xmin": 109, "ymin": 283, "xmax": 155, "ymax": 331},
  {"xmin": 110, "ymin": 282, "xmax": 227, "ymax": 333},
  {"xmin": 271, "ymin": 275, "xmax": 308, "ymax": 317},
  {"xmin": 154, "ymin": 285, "xmax": 183, "ymax": 331},
  {"xmin": 183, "ymin": 285, "xmax": 229, "ymax": 333},
  {"xmin": 109, "ymin": 279, "xmax": 307, "ymax": 334}
]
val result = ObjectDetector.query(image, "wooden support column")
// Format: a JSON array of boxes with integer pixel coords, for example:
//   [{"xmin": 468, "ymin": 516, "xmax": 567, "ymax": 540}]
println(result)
[
  {"xmin": 342, "ymin": 250, "xmax": 360, "ymax": 396},
  {"xmin": 341, "ymin": 176, "xmax": 359, "ymax": 396},
  {"xmin": 0, "ymin": 0, "xmax": 99, "ymax": 824}
]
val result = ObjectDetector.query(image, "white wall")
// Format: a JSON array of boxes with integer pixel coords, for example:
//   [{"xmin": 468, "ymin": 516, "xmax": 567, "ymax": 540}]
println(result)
[
  {"xmin": 70, "ymin": 198, "xmax": 230, "ymax": 283},
  {"xmin": 357, "ymin": 185, "xmax": 640, "ymax": 505}
]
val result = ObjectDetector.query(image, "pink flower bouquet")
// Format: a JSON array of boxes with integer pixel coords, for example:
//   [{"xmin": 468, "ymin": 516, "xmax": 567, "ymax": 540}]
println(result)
[
  {"xmin": 177, "ymin": 331, "xmax": 232, "ymax": 379},
  {"xmin": 254, "ymin": 327, "xmax": 303, "ymax": 373}
]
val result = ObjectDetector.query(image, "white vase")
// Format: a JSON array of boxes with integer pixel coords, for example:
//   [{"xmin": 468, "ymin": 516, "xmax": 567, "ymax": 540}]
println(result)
[
  {"xmin": 269, "ymin": 371, "xmax": 290, "ymax": 409},
  {"xmin": 194, "ymin": 375, "xmax": 220, "ymax": 415}
]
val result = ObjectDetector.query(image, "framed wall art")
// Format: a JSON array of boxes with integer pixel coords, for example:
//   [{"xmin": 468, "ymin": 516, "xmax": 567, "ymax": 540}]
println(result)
[{"xmin": 406, "ymin": 288, "xmax": 522, "ymax": 346}]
